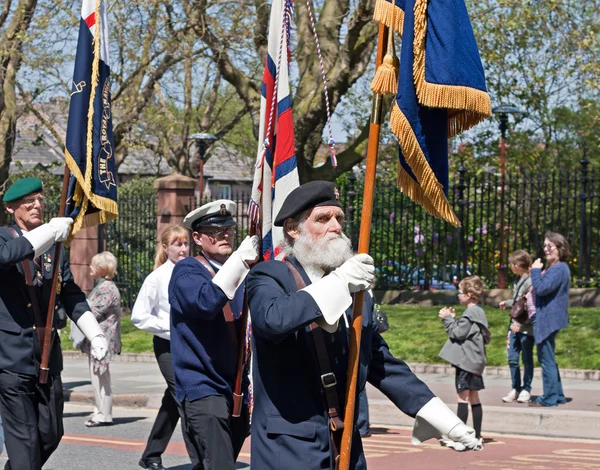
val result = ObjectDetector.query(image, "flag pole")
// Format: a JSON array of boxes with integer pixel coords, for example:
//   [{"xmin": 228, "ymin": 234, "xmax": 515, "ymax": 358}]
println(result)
[
  {"xmin": 39, "ymin": 165, "xmax": 71, "ymax": 384},
  {"xmin": 232, "ymin": 222, "xmax": 259, "ymax": 417},
  {"xmin": 338, "ymin": 23, "xmax": 388, "ymax": 469}
]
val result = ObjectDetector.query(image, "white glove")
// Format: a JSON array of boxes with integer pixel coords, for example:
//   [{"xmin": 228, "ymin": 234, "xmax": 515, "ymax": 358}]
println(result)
[
  {"xmin": 76, "ymin": 311, "xmax": 108, "ymax": 361},
  {"xmin": 236, "ymin": 235, "xmax": 260, "ymax": 265},
  {"xmin": 48, "ymin": 217, "xmax": 73, "ymax": 242},
  {"xmin": 412, "ymin": 397, "xmax": 482, "ymax": 451},
  {"xmin": 330, "ymin": 254, "xmax": 375, "ymax": 293},
  {"xmin": 300, "ymin": 254, "xmax": 374, "ymax": 331},
  {"xmin": 90, "ymin": 335, "xmax": 109, "ymax": 361},
  {"xmin": 22, "ymin": 217, "xmax": 73, "ymax": 258},
  {"xmin": 212, "ymin": 236, "xmax": 259, "ymax": 299}
]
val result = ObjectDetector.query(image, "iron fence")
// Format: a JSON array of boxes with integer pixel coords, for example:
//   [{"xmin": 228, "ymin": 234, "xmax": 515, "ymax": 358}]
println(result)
[
  {"xmin": 345, "ymin": 159, "xmax": 600, "ymax": 290},
  {"xmin": 48, "ymin": 158, "xmax": 600, "ymax": 308}
]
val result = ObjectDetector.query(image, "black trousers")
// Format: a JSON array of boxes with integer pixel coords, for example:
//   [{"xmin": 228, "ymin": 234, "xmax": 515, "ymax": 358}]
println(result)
[
  {"xmin": 141, "ymin": 336, "xmax": 200, "ymax": 466},
  {"xmin": 0, "ymin": 370, "xmax": 64, "ymax": 470},
  {"xmin": 183, "ymin": 395, "xmax": 250, "ymax": 470}
]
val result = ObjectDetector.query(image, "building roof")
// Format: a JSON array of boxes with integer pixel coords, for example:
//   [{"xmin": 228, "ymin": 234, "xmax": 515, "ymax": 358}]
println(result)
[
  {"xmin": 11, "ymin": 100, "xmax": 253, "ymax": 182},
  {"xmin": 202, "ymin": 145, "xmax": 254, "ymax": 182}
]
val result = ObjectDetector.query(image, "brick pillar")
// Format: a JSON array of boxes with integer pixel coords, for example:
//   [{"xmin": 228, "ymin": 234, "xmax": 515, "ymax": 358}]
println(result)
[
  {"xmin": 154, "ymin": 174, "xmax": 197, "ymax": 237},
  {"xmin": 69, "ymin": 225, "xmax": 101, "ymax": 296}
]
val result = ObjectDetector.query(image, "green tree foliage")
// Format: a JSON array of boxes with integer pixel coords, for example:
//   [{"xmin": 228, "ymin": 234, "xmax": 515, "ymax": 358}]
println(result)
[{"xmin": 466, "ymin": 0, "xmax": 600, "ymax": 173}]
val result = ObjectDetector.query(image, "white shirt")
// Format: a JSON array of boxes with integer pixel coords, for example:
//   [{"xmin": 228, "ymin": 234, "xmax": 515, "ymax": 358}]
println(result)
[{"xmin": 131, "ymin": 260, "xmax": 175, "ymax": 340}]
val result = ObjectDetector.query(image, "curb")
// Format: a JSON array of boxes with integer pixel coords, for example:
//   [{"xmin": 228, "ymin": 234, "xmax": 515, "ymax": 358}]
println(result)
[
  {"xmin": 64, "ymin": 390, "xmax": 149, "ymax": 408},
  {"xmin": 369, "ymin": 400, "xmax": 600, "ymax": 440},
  {"xmin": 63, "ymin": 351, "xmax": 156, "ymax": 362},
  {"xmin": 408, "ymin": 363, "xmax": 600, "ymax": 381},
  {"xmin": 62, "ymin": 351, "xmax": 600, "ymax": 380}
]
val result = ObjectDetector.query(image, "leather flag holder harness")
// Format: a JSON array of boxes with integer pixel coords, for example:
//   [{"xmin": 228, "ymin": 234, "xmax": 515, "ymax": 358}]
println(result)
[
  {"xmin": 194, "ymin": 254, "xmax": 245, "ymax": 417},
  {"xmin": 8, "ymin": 227, "xmax": 53, "ymax": 378},
  {"xmin": 285, "ymin": 260, "xmax": 345, "ymax": 469}
]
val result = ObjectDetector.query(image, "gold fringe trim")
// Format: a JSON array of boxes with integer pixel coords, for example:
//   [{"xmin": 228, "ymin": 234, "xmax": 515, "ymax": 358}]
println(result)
[
  {"xmin": 370, "ymin": 54, "xmax": 399, "ymax": 95},
  {"xmin": 373, "ymin": 0, "xmax": 405, "ymax": 36},
  {"xmin": 390, "ymin": 102, "xmax": 460, "ymax": 227},
  {"xmin": 64, "ymin": 150, "xmax": 118, "ymax": 244},
  {"xmin": 412, "ymin": 0, "xmax": 491, "ymax": 138},
  {"xmin": 63, "ymin": 1, "xmax": 118, "ymax": 244}
]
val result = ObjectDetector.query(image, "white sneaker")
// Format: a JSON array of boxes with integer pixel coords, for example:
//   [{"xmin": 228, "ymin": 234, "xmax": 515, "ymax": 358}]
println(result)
[
  {"xmin": 517, "ymin": 390, "xmax": 531, "ymax": 403},
  {"xmin": 502, "ymin": 389, "xmax": 517, "ymax": 403}
]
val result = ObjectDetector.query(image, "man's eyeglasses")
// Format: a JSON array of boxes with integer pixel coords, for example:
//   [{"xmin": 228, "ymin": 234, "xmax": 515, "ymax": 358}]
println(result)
[
  {"xmin": 199, "ymin": 227, "xmax": 236, "ymax": 239},
  {"xmin": 20, "ymin": 196, "xmax": 46, "ymax": 208}
]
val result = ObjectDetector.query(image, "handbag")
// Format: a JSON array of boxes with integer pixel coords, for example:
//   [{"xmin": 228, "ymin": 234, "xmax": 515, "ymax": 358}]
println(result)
[
  {"xmin": 374, "ymin": 304, "xmax": 390, "ymax": 333},
  {"xmin": 509, "ymin": 296, "xmax": 529, "ymax": 323}
]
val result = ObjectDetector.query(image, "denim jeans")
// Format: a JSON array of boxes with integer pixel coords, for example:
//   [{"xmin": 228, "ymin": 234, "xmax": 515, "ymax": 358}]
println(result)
[
  {"xmin": 357, "ymin": 388, "xmax": 370, "ymax": 436},
  {"xmin": 536, "ymin": 331, "xmax": 566, "ymax": 406},
  {"xmin": 507, "ymin": 330, "xmax": 535, "ymax": 393}
]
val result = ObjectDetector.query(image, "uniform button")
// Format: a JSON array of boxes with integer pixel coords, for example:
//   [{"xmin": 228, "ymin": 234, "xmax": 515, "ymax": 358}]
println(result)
[{"xmin": 27, "ymin": 303, "xmax": 32, "ymax": 308}]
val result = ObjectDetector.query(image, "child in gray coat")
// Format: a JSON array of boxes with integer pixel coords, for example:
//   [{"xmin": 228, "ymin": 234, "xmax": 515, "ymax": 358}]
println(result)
[{"xmin": 439, "ymin": 275, "xmax": 491, "ymax": 447}]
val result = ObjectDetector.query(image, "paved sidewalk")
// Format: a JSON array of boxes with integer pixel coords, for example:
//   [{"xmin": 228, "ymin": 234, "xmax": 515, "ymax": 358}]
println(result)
[{"xmin": 62, "ymin": 356, "xmax": 600, "ymax": 440}]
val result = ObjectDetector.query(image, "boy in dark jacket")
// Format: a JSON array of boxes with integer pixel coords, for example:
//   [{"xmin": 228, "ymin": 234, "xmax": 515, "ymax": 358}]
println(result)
[{"xmin": 439, "ymin": 275, "xmax": 491, "ymax": 448}]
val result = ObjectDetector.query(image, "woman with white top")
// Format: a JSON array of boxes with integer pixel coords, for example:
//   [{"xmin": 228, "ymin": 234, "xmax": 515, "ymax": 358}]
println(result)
[{"xmin": 132, "ymin": 225, "xmax": 199, "ymax": 470}]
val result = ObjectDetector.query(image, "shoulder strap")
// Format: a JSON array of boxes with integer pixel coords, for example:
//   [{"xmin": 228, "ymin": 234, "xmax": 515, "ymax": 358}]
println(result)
[
  {"xmin": 284, "ymin": 260, "xmax": 344, "ymax": 462},
  {"xmin": 7, "ymin": 227, "xmax": 48, "ymax": 360},
  {"xmin": 513, "ymin": 276, "xmax": 529, "ymax": 301},
  {"xmin": 8, "ymin": 227, "xmax": 45, "ymax": 328},
  {"xmin": 194, "ymin": 255, "xmax": 238, "ymax": 342}
]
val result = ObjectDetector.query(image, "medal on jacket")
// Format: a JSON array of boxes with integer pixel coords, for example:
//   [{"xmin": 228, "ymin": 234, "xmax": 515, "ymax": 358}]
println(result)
[
  {"xmin": 43, "ymin": 253, "xmax": 52, "ymax": 273},
  {"xmin": 56, "ymin": 272, "xmax": 62, "ymax": 295}
]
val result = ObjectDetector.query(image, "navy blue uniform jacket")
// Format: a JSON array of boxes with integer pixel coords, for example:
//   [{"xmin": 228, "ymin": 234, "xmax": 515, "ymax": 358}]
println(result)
[
  {"xmin": 247, "ymin": 257, "xmax": 435, "ymax": 470},
  {"xmin": 169, "ymin": 257, "xmax": 248, "ymax": 404},
  {"xmin": 0, "ymin": 224, "xmax": 89, "ymax": 376}
]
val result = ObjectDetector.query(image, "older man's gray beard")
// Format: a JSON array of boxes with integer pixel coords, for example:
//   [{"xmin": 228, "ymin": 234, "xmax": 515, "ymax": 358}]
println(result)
[{"xmin": 291, "ymin": 230, "xmax": 354, "ymax": 272}]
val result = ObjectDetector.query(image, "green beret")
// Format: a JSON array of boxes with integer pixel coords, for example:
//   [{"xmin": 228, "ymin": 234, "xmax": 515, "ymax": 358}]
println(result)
[{"xmin": 2, "ymin": 178, "xmax": 44, "ymax": 202}]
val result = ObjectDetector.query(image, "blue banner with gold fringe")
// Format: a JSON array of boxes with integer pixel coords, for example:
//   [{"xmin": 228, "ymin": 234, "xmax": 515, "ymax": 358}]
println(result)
[
  {"xmin": 374, "ymin": 0, "xmax": 491, "ymax": 227},
  {"xmin": 64, "ymin": 0, "xmax": 117, "ymax": 239}
]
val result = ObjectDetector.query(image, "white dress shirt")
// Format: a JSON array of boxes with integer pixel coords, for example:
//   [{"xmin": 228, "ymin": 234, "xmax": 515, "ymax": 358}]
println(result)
[{"xmin": 131, "ymin": 260, "xmax": 175, "ymax": 340}]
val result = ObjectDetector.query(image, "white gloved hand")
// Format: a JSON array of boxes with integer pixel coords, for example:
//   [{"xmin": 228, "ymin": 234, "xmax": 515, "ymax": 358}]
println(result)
[
  {"xmin": 76, "ymin": 311, "xmax": 108, "ymax": 360},
  {"xmin": 22, "ymin": 217, "xmax": 73, "ymax": 258},
  {"xmin": 48, "ymin": 217, "xmax": 73, "ymax": 242},
  {"xmin": 447, "ymin": 423, "xmax": 482, "ymax": 451},
  {"xmin": 212, "ymin": 235, "xmax": 259, "ymax": 299},
  {"xmin": 330, "ymin": 254, "xmax": 375, "ymax": 293},
  {"xmin": 412, "ymin": 397, "xmax": 483, "ymax": 451},
  {"xmin": 235, "ymin": 235, "xmax": 260, "ymax": 266},
  {"xmin": 90, "ymin": 335, "xmax": 109, "ymax": 361}
]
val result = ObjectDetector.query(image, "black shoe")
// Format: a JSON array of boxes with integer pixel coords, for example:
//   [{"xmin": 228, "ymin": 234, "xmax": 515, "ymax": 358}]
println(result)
[{"xmin": 139, "ymin": 460, "xmax": 167, "ymax": 470}]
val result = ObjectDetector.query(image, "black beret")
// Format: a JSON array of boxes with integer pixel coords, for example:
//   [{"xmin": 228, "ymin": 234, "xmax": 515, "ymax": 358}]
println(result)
[
  {"xmin": 274, "ymin": 180, "xmax": 342, "ymax": 226},
  {"xmin": 2, "ymin": 177, "xmax": 44, "ymax": 202}
]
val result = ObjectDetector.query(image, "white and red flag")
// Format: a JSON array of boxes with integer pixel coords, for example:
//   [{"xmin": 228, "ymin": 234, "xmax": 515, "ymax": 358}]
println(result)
[{"xmin": 248, "ymin": 0, "xmax": 300, "ymax": 260}]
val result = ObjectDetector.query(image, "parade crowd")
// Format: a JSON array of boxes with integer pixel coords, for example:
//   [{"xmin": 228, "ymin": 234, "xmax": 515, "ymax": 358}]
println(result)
[{"xmin": 0, "ymin": 177, "xmax": 570, "ymax": 469}]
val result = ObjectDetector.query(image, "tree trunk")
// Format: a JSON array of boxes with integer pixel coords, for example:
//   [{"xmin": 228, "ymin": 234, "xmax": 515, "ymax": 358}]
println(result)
[{"xmin": 0, "ymin": 0, "xmax": 38, "ymax": 224}]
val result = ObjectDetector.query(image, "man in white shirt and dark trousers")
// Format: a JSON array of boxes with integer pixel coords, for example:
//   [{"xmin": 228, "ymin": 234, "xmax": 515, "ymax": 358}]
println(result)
[{"xmin": 132, "ymin": 224, "xmax": 200, "ymax": 470}]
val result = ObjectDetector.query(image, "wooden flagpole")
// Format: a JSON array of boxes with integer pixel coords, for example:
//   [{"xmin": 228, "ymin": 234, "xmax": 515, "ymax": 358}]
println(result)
[
  {"xmin": 39, "ymin": 165, "xmax": 71, "ymax": 384},
  {"xmin": 231, "ymin": 222, "xmax": 259, "ymax": 417},
  {"xmin": 338, "ymin": 23, "xmax": 388, "ymax": 469}
]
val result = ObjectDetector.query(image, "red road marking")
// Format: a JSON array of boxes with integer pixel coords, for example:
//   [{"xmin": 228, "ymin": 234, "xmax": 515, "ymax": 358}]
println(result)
[{"xmin": 62, "ymin": 427, "xmax": 600, "ymax": 469}]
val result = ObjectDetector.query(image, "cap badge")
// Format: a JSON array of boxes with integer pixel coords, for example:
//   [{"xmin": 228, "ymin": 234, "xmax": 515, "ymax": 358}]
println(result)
[
  {"xmin": 333, "ymin": 186, "xmax": 340, "ymax": 201},
  {"xmin": 219, "ymin": 203, "xmax": 227, "ymax": 215}
]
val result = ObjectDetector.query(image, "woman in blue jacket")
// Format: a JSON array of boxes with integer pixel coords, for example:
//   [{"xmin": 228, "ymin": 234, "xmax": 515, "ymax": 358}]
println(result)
[{"xmin": 529, "ymin": 232, "xmax": 570, "ymax": 407}]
